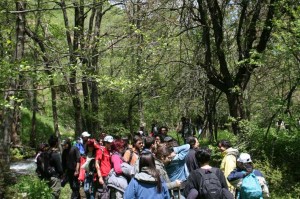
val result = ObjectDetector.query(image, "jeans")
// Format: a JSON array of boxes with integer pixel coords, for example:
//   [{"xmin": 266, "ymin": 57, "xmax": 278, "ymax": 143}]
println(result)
[{"xmin": 84, "ymin": 174, "xmax": 95, "ymax": 199}]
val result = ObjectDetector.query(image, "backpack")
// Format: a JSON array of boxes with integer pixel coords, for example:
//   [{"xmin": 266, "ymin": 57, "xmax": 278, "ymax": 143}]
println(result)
[
  {"xmin": 198, "ymin": 168, "xmax": 223, "ymax": 199},
  {"xmin": 239, "ymin": 171, "xmax": 263, "ymax": 199},
  {"xmin": 36, "ymin": 150, "xmax": 56, "ymax": 179}
]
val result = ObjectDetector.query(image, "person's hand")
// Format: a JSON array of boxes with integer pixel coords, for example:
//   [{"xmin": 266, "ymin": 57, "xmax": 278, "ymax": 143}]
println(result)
[
  {"xmin": 74, "ymin": 170, "xmax": 79, "ymax": 176},
  {"xmin": 99, "ymin": 176, "xmax": 104, "ymax": 185},
  {"xmin": 175, "ymin": 180, "xmax": 182, "ymax": 187}
]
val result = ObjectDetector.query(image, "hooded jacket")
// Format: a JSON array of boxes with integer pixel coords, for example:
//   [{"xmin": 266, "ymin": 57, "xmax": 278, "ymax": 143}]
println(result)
[
  {"xmin": 155, "ymin": 159, "xmax": 180, "ymax": 190},
  {"xmin": 220, "ymin": 147, "xmax": 239, "ymax": 192},
  {"xmin": 124, "ymin": 167, "xmax": 170, "ymax": 199}
]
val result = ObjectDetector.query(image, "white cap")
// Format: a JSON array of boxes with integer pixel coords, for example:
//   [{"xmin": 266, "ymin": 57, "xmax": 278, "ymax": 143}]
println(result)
[
  {"xmin": 81, "ymin": 131, "xmax": 91, "ymax": 137},
  {"xmin": 237, "ymin": 153, "xmax": 252, "ymax": 163},
  {"xmin": 103, "ymin": 135, "xmax": 114, "ymax": 143}
]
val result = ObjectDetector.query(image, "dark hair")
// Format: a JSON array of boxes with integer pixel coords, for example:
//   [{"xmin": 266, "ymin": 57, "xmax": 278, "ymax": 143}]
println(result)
[
  {"xmin": 139, "ymin": 153, "xmax": 162, "ymax": 193},
  {"xmin": 195, "ymin": 147, "xmax": 211, "ymax": 165},
  {"xmin": 64, "ymin": 138, "xmax": 72, "ymax": 150},
  {"xmin": 85, "ymin": 139, "xmax": 98, "ymax": 156},
  {"xmin": 154, "ymin": 144, "xmax": 172, "ymax": 160},
  {"xmin": 159, "ymin": 126, "xmax": 168, "ymax": 133},
  {"xmin": 144, "ymin": 136, "xmax": 155, "ymax": 149},
  {"xmin": 111, "ymin": 139, "xmax": 126, "ymax": 153},
  {"xmin": 218, "ymin": 140, "xmax": 232, "ymax": 149},
  {"xmin": 132, "ymin": 135, "xmax": 143, "ymax": 144},
  {"xmin": 48, "ymin": 135, "xmax": 58, "ymax": 147},
  {"xmin": 37, "ymin": 143, "xmax": 49, "ymax": 153},
  {"xmin": 186, "ymin": 136, "xmax": 196, "ymax": 148}
]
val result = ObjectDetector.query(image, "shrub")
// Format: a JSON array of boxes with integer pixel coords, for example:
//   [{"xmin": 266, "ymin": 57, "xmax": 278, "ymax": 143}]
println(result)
[{"xmin": 6, "ymin": 175, "xmax": 52, "ymax": 199}]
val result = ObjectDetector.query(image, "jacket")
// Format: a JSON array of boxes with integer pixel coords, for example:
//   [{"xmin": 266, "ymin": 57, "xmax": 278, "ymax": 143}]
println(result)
[
  {"xmin": 155, "ymin": 158, "xmax": 179, "ymax": 190},
  {"xmin": 166, "ymin": 144, "xmax": 190, "ymax": 182},
  {"xmin": 220, "ymin": 147, "xmax": 239, "ymax": 192},
  {"xmin": 107, "ymin": 162, "xmax": 133, "ymax": 193},
  {"xmin": 124, "ymin": 167, "xmax": 170, "ymax": 199}
]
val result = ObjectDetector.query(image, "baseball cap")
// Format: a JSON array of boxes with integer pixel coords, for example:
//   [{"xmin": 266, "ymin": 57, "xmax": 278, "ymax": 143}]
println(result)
[
  {"xmin": 237, "ymin": 153, "xmax": 252, "ymax": 163},
  {"xmin": 164, "ymin": 136, "xmax": 173, "ymax": 142},
  {"xmin": 103, "ymin": 135, "xmax": 114, "ymax": 143},
  {"xmin": 81, "ymin": 131, "xmax": 91, "ymax": 137}
]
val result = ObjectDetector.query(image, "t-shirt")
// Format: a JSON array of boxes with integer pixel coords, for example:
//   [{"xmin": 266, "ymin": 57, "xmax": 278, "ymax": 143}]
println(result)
[{"xmin": 95, "ymin": 147, "xmax": 111, "ymax": 177}]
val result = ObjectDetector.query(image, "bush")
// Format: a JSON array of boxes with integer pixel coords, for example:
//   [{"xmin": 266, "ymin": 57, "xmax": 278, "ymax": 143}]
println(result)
[{"xmin": 5, "ymin": 175, "xmax": 52, "ymax": 199}]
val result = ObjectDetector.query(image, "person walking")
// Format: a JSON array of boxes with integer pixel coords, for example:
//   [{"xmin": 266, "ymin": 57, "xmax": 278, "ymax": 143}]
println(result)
[
  {"xmin": 218, "ymin": 140, "xmax": 239, "ymax": 194},
  {"xmin": 184, "ymin": 147, "xmax": 232, "ymax": 199},
  {"xmin": 185, "ymin": 136, "xmax": 200, "ymax": 173},
  {"xmin": 124, "ymin": 152, "xmax": 170, "ymax": 199},
  {"xmin": 47, "ymin": 135, "xmax": 63, "ymax": 199},
  {"xmin": 62, "ymin": 138, "xmax": 81, "ymax": 199},
  {"xmin": 95, "ymin": 135, "xmax": 114, "ymax": 199},
  {"xmin": 227, "ymin": 153, "xmax": 270, "ymax": 199}
]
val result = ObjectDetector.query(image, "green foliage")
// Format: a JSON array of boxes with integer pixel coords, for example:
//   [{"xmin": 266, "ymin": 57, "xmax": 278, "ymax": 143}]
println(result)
[
  {"xmin": 6, "ymin": 176, "xmax": 52, "ymax": 199},
  {"xmin": 9, "ymin": 148, "xmax": 23, "ymax": 160},
  {"xmin": 21, "ymin": 109, "xmax": 54, "ymax": 146},
  {"xmin": 234, "ymin": 120, "xmax": 300, "ymax": 198}
]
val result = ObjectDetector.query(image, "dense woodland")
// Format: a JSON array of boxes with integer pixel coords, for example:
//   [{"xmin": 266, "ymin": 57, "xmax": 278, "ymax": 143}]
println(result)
[{"xmin": 0, "ymin": 0, "xmax": 299, "ymax": 198}]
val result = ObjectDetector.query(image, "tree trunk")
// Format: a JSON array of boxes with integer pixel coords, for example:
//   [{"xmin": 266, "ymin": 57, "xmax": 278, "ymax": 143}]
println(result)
[
  {"xmin": 11, "ymin": 1, "xmax": 26, "ymax": 145},
  {"xmin": 24, "ymin": 27, "xmax": 61, "ymax": 139},
  {"xmin": 60, "ymin": 0, "xmax": 83, "ymax": 137},
  {"xmin": 226, "ymin": 92, "xmax": 246, "ymax": 135}
]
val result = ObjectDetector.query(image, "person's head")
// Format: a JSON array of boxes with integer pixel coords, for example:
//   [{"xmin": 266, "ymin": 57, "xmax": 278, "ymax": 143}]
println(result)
[
  {"xmin": 81, "ymin": 131, "xmax": 91, "ymax": 143},
  {"xmin": 154, "ymin": 144, "xmax": 173, "ymax": 165},
  {"xmin": 159, "ymin": 126, "xmax": 168, "ymax": 135},
  {"xmin": 139, "ymin": 152, "xmax": 162, "ymax": 193},
  {"xmin": 61, "ymin": 138, "xmax": 72, "ymax": 150},
  {"xmin": 103, "ymin": 135, "xmax": 114, "ymax": 149},
  {"xmin": 144, "ymin": 136, "xmax": 155, "ymax": 150},
  {"xmin": 164, "ymin": 137, "xmax": 178, "ymax": 149},
  {"xmin": 48, "ymin": 135, "xmax": 59, "ymax": 148},
  {"xmin": 195, "ymin": 147, "xmax": 211, "ymax": 166},
  {"xmin": 37, "ymin": 142, "xmax": 49, "ymax": 153},
  {"xmin": 85, "ymin": 139, "xmax": 99, "ymax": 154},
  {"xmin": 132, "ymin": 135, "xmax": 144, "ymax": 151},
  {"xmin": 218, "ymin": 140, "xmax": 232, "ymax": 152},
  {"xmin": 237, "ymin": 153, "xmax": 253, "ymax": 169},
  {"xmin": 155, "ymin": 135, "xmax": 162, "ymax": 145},
  {"xmin": 111, "ymin": 139, "xmax": 126, "ymax": 154},
  {"xmin": 186, "ymin": 136, "xmax": 199, "ymax": 149}
]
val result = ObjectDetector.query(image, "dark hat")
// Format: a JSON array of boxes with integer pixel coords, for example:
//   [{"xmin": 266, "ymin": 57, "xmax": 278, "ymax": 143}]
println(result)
[{"xmin": 164, "ymin": 136, "xmax": 173, "ymax": 142}]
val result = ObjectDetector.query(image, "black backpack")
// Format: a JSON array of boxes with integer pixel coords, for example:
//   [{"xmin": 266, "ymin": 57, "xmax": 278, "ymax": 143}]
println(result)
[
  {"xmin": 198, "ymin": 168, "xmax": 223, "ymax": 199},
  {"xmin": 36, "ymin": 150, "xmax": 56, "ymax": 179}
]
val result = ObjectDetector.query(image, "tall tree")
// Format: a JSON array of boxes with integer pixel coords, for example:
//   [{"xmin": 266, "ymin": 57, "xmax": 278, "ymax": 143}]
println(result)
[{"xmin": 181, "ymin": 0, "xmax": 278, "ymax": 134}]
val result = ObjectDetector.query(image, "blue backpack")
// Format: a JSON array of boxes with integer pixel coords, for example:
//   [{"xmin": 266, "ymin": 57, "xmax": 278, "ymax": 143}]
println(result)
[{"xmin": 240, "ymin": 171, "xmax": 263, "ymax": 199}]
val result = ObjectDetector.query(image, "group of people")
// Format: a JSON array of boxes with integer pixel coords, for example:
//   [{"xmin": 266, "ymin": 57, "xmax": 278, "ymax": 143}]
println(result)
[{"xmin": 35, "ymin": 128, "xmax": 270, "ymax": 199}]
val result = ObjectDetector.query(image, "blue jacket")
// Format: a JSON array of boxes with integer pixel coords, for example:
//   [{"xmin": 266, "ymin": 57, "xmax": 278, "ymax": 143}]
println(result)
[
  {"xmin": 124, "ymin": 169, "xmax": 170, "ymax": 199},
  {"xmin": 166, "ymin": 144, "xmax": 190, "ymax": 182}
]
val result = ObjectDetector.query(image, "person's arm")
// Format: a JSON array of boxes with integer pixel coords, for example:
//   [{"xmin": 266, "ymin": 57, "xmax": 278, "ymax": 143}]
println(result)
[
  {"xmin": 123, "ymin": 178, "xmax": 136, "ymax": 199},
  {"xmin": 95, "ymin": 149, "xmax": 104, "ymax": 184},
  {"xmin": 186, "ymin": 189, "xmax": 198, "ymax": 199},
  {"xmin": 183, "ymin": 171, "xmax": 200, "ymax": 197},
  {"xmin": 173, "ymin": 144, "xmax": 190, "ymax": 160},
  {"xmin": 73, "ymin": 147, "xmax": 81, "ymax": 176},
  {"xmin": 216, "ymin": 169, "xmax": 229, "ymax": 189},
  {"xmin": 227, "ymin": 169, "xmax": 245, "ymax": 181}
]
